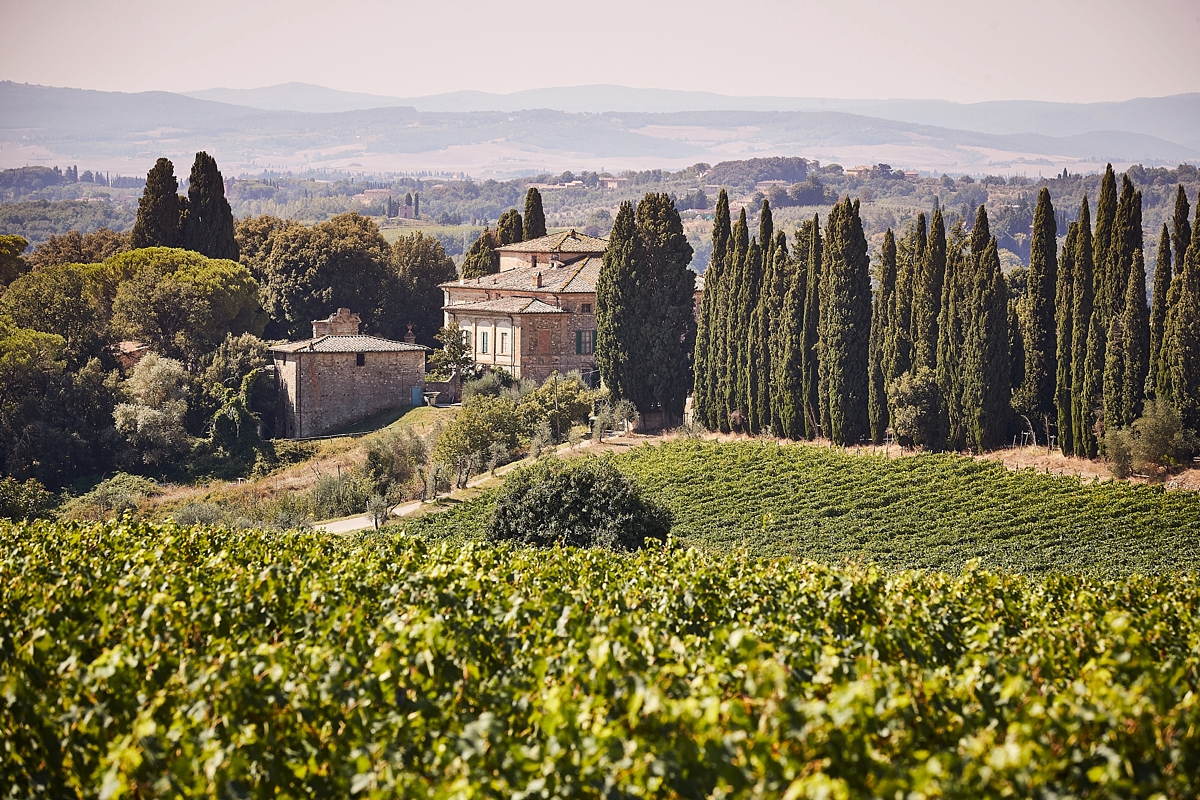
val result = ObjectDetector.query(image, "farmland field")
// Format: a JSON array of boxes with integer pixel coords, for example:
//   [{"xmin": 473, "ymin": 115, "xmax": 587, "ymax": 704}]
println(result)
[
  {"xmin": 403, "ymin": 440, "xmax": 1200, "ymax": 576},
  {"xmin": 3, "ymin": 518, "xmax": 1199, "ymax": 797}
]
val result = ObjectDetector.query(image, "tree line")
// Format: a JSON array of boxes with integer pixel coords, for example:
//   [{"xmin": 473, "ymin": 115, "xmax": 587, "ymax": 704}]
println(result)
[
  {"xmin": 691, "ymin": 169, "xmax": 1200, "ymax": 465},
  {"xmin": 0, "ymin": 153, "xmax": 458, "ymax": 491}
]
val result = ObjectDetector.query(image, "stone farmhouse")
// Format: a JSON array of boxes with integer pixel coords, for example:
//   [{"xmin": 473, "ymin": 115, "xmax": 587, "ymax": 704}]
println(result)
[
  {"xmin": 269, "ymin": 308, "xmax": 429, "ymax": 438},
  {"xmin": 441, "ymin": 230, "xmax": 703, "ymax": 385}
]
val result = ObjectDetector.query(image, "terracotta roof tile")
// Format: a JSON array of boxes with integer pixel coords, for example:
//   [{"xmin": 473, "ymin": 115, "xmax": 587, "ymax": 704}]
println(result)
[
  {"xmin": 494, "ymin": 230, "xmax": 608, "ymax": 254},
  {"xmin": 269, "ymin": 335, "xmax": 429, "ymax": 354},
  {"xmin": 442, "ymin": 256, "xmax": 602, "ymax": 294},
  {"xmin": 443, "ymin": 297, "xmax": 566, "ymax": 315}
]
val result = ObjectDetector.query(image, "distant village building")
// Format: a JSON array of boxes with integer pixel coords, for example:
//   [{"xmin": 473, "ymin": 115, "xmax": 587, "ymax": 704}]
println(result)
[
  {"xmin": 269, "ymin": 308, "xmax": 428, "ymax": 438},
  {"xmin": 599, "ymin": 176, "xmax": 629, "ymax": 190},
  {"xmin": 442, "ymin": 230, "xmax": 703, "ymax": 385},
  {"xmin": 755, "ymin": 179, "xmax": 791, "ymax": 192}
]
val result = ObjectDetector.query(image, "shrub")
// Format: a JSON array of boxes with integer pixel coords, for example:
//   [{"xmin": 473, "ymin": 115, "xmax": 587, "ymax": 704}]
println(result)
[
  {"xmin": 1106, "ymin": 400, "xmax": 1197, "ymax": 479},
  {"xmin": 363, "ymin": 428, "xmax": 428, "ymax": 496},
  {"xmin": 434, "ymin": 394, "xmax": 524, "ymax": 487},
  {"xmin": 59, "ymin": 473, "xmax": 161, "ymax": 520},
  {"xmin": 171, "ymin": 502, "xmax": 224, "ymax": 526},
  {"xmin": 517, "ymin": 371, "xmax": 596, "ymax": 441},
  {"xmin": 0, "ymin": 477, "xmax": 54, "ymax": 520},
  {"xmin": 488, "ymin": 456, "xmax": 670, "ymax": 551},
  {"xmin": 887, "ymin": 367, "xmax": 947, "ymax": 449}
]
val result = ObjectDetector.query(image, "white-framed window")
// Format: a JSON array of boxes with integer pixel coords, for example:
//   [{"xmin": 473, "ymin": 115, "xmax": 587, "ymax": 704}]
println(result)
[
  {"xmin": 480, "ymin": 330, "xmax": 489, "ymax": 354},
  {"xmin": 461, "ymin": 329, "xmax": 471, "ymax": 348},
  {"xmin": 499, "ymin": 331, "xmax": 508, "ymax": 354}
]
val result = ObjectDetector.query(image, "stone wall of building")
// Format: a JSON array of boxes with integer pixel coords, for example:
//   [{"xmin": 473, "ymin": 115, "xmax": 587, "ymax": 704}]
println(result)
[{"xmin": 274, "ymin": 349, "xmax": 426, "ymax": 438}]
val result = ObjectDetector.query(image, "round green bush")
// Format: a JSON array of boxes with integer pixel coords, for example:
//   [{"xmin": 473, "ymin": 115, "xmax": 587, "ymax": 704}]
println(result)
[{"xmin": 488, "ymin": 456, "xmax": 670, "ymax": 550}]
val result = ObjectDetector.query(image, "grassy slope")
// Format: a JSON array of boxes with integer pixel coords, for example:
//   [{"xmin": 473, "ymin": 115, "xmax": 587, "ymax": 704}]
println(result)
[{"xmin": 403, "ymin": 440, "xmax": 1200, "ymax": 577}]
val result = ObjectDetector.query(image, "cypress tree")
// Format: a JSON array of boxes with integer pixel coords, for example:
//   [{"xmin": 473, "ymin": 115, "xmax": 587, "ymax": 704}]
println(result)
[
  {"xmin": 1072, "ymin": 197, "xmax": 1098, "ymax": 457},
  {"xmin": 759, "ymin": 198, "xmax": 774, "ymax": 264},
  {"xmin": 758, "ymin": 230, "xmax": 788, "ymax": 435},
  {"xmin": 912, "ymin": 209, "xmax": 945, "ymax": 372},
  {"xmin": 969, "ymin": 205, "xmax": 991, "ymax": 259},
  {"xmin": 595, "ymin": 202, "xmax": 638, "ymax": 403},
  {"xmin": 936, "ymin": 222, "xmax": 969, "ymax": 449},
  {"xmin": 627, "ymin": 193, "xmax": 697, "ymax": 422},
  {"xmin": 1075, "ymin": 199, "xmax": 1099, "ymax": 455},
  {"xmin": 1171, "ymin": 185, "xmax": 1192, "ymax": 267},
  {"xmin": 1015, "ymin": 188, "xmax": 1058, "ymax": 423},
  {"xmin": 693, "ymin": 191, "xmax": 731, "ymax": 429},
  {"xmin": 181, "ymin": 152, "xmax": 237, "ymax": 260},
  {"xmin": 775, "ymin": 223, "xmax": 811, "ymax": 440},
  {"xmin": 1149, "ymin": 225, "xmax": 1172, "ymax": 400},
  {"xmin": 1165, "ymin": 187, "xmax": 1192, "ymax": 346},
  {"xmin": 740, "ymin": 238, "xmax": 764, "ymax": 432},
  {"xmin": 888, "ymin": 214, "xmax": 921, "ymax": 384},
  {"xmin": 819, "ymin": 198, "xmax": 872, "ymax": 445},
  {"xmin": 461, "ymin": 229, "xmax": 500, "ymax": 278},
  {"xmin": 130, "ymin": 157, "xmax": 185, "ymax": 249},
  {"xmin": 496, "ymin": 209, "xmax": 523, "ymax": 245},
  {"xmin": 961, "ymin": 239, "xmax": 1010, "ymax": 452},
  {"xmin": 1055, "ymin": 222, "xmax": 1077, "ymax": 455},
  {"xmin": 523, "ymin": 188, "xmax": 546, "ymax": 240},
  {"xmin": 799, "ymin": 218, "xmax": 823, "ymax": 439},
  {"xmin": 1163, "ymin": 202, "xmax": 1200, "ymax": 429},
  {"xmin": 1106, "ymin": 175, "xmax": 1142, "ymax": 321},
  {"xmin": 1120, "ymin": 248, "xmax": 1150, "ymax": 424},
  {"xmin": 721, "ymin": 209, "xmax": 750, "ymax": 428},
  {"xmin": 1092, "ymin": 164, "xmax": 1118, "ymax": 328},
  {"xmin": 869, "ymin": 229, "xmax": 897, "ymax": 443}
]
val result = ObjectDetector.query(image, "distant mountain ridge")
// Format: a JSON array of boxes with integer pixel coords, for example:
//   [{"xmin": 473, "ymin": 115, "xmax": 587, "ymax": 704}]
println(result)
[
  {"xmin": 184, "ymin": 82, "xmax": 1200, "ymax": 151},
  {"xmin": 2, "ymin": 81, "xmax": 1196, "ymax": 178}
]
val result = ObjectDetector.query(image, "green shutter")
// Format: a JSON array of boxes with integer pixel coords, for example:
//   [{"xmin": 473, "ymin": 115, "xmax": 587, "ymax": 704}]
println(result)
[{"xmin": 576, "ymin": 329, "xmax": 583, "ymax": 354}]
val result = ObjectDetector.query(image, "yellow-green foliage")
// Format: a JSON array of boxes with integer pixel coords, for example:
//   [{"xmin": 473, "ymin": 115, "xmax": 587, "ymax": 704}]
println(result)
[{"xmin": 2, "ymin": 518, "xmax": 1199, "ymax": 797}]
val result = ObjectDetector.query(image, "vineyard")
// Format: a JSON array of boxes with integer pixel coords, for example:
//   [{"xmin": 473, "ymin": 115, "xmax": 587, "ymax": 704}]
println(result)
[
  {"xmin": 406, "ymin": 441, "xmax": 1200, "ymax": 576},
  {"xmin": 3, "ymin": 519, "xmax": 1199, "ymax": 797}
]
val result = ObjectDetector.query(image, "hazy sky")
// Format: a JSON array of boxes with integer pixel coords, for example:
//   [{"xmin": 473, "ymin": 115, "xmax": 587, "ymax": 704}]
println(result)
[{"xmin": 3, "ymin": 0, "xmax": 1198, "ymax": 103}]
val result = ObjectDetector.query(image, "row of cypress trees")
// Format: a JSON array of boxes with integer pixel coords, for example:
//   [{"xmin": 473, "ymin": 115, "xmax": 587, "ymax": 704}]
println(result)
[
  {"xmin": 131, "ymin": 153, "xmax": 238, "ymax": 261},
  {"xmin": 694, "ymin": 171, "xmax": 1200, "ymax": 454},
  {"xmin": 694, "ymin": 191, "xmax": 875, "ymax": 445}
]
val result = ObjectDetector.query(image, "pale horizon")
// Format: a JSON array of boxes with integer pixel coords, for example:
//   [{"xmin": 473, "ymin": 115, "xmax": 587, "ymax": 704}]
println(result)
[{"xmin": 3, "ymin": 0, "xmax": 1199, "ymax": 105}]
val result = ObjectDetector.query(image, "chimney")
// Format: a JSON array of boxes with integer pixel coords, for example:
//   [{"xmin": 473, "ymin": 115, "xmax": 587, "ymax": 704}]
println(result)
[
  {"xmin": 312, "ymin": 308, "xmax": 361, "ymax": 337},
  {"xmin": 533, "ymin": 272, "xmax": 542, "ymax": 288}
]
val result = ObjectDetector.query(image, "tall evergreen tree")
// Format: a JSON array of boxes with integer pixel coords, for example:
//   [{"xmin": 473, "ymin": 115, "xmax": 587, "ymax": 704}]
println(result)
[
  {"xmin": 1055, "ymin": 222, "xmax": 1077, "ymax": 455},
  {"xmin": 460, "ymin": 229, "xmax": 500, "ymax": 278},
  {"xmin": 887, "ymin": 214, "xmax": 921, "ymax": 384},
  {"xmin": 721, "ymin": 209, "xmax": 750, "ymax": 427},
  {"xmin": 774, "ymin": 223, "xmax": 811, "ymax": 440},
  {"xmin": 1092, "ymin": 164, "xmax": 1118, "ymax": 329},
  {"xmin": 969, "ymin": 205, "xmax": 991, "ymax": 258},
  {"xmin": 1171, "ymin": 185, "xmax": 1192, "ymax": 268},
  {"xmin": 1106, "ymin": 175, "xmax": 1142, "ymax": 321},
  {"xmin": 740, "ymin": 239, "xmax": 765, "ymax": 432},
  {"xmin": 798, "ymin": 218, "xmax": 823, "ymax": 439},
  {"xmin": 1163, "ymin": 202, "xmax": 1200, "ymax": 429},
  {"xmin": 181, "ymin": 152, "xmax": 237, "ymax": 260},
  {"xmin": 1120, "ymin": 248, "xmax": 1150, "ymax": 424},
  {"xmin": 595, "ymin": 202, "xmax": 637, "ymax": 403},
  {"xmin": 936, "ymin": 222, "xmax": 969, "ymax": 449},
  {"xmin": 130, "ymin": 158, "xmax": 185, "ymax": 249},
  {"xmin": 1072, "ymin": 197, "xmax": 1098, "ymax": 457},
  {"xmin": 758, "ymin": 199, "xmax": 774, "ymax": 265},
  {"xmin": 628, "ymin": 193, "xmax": 697, "ymax": 421},
  {"xmin": 496, "ymin": 209, "xmax": 523, "ymax": 245},
  {"xmin": 911, "ymin": 209, "xmax": 945, "ymax": 372},
  {"xmin": 869, "ymin": 229, "xmax": 897, "ymax": 443},
  {"xmin": 523, "ymin": 188, "xmax": 546, "ymax": 240},
  {"xmin": 961, "ymin": 239, "xmax": 1010, "ymax": 452},
  {"xmin": 819, "ymin": 199, "xmax": 872, "ymax": 445},
  {"xmin": 693, "ymin": 190, "xmax": 731, "ymax": 429},
  {"xmin": 1015, "ymin": 188, "xmax": 1057, "ymax": 423},
  {"xmin": 757, "ymin": 230, "xmax": 788, "ymax": 435},
  {"xmin": 1149, "ymin": 225, "xmax": 1173, "ymax": 400}
]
